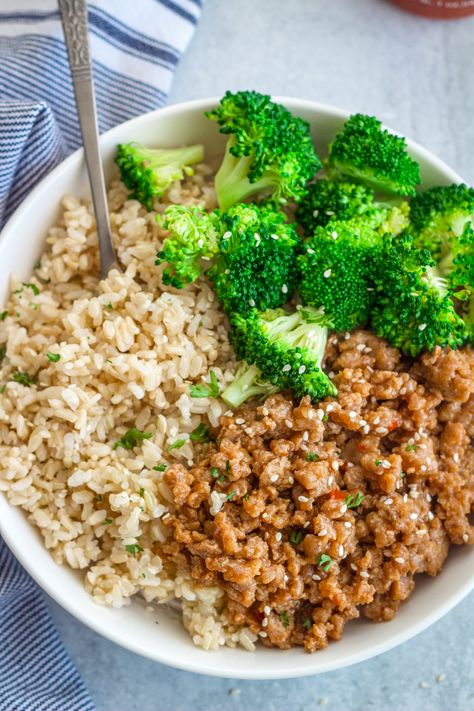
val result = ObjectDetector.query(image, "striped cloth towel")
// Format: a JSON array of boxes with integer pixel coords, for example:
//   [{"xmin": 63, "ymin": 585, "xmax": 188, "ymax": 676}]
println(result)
[{"xmin": 0, "ymin": 2, "xmax": 201, "ymax": 709}]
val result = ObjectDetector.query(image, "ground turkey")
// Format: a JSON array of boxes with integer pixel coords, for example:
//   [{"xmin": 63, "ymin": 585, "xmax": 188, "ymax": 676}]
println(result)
[{"xmin": 160, "ymin": 331, "xmax": 474, "ymax": 652}]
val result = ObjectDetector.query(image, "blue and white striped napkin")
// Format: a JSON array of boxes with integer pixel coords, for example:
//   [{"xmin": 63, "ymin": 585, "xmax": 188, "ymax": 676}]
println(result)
[{"xmin": 0, "ymin": 2, "xmax": 201, "ymax": 708}]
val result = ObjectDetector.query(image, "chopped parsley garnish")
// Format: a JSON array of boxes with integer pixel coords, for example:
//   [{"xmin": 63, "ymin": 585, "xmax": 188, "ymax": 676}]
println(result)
[
  {"xmin": 153, "ymin": 464, "xmax": 167, "ymax": 472},
  {"xmin": 102, "ymin": 518, "xmax": 113, "ymax": 525},
  {"xmin": 15, "ymin": 282, "xmax": 40, "ymax": 296},
  {"xmin": 305, "ymin": 452, "xmax": 319, "ymax": 462},
  {"xmin": 105, "ymin": 303, "xmax": 114, "ymax": 311},
  {"xmin": 0, "ymin": 385, "xmax": 6, "ymax": 394},
  {"xmin": 405, "ymin": 444, "xmax": 417, "ymax": 452},
  {"xmin": 322, "ymin": 414, "xmax": 329, "ymax": 422},
  {"xmin": 210, "ymin": 467, "xmax": 219, "ymax": 478},
  {"xmin": 189, "ymin": 370, "xmax": 219, "ymax": 398},
  {"xmin": 375, "ymin": 459, "xmax": 382, "ymax": 466},
  {"xmin": 302, "ymin": 617, "xmax": 312, "ymax": 630},
  {"xmin": 138, "ymin": 487, "xmax": 145, "ymax": 497},
  {"xmin": 34, "ymin": 259, "xmax": 41, "ymax": 270},
  {"xmin": 167, "ymin": 438, "xmax": 187, "ymax": 451},
  {"xmin": 125, "ymin": 543, "xmax": 143, "ymax": 556},
  {"xmin": 47, "ymin": 351, "xmax": 61, "ymax": 362},
  {"xmin": 113, "ymin": 428, "xmax": 152, "ymax": 450},
  {"xmin": 400, "ymin": 471, "xmax": 406, "ymax": 478},
  {"xmin": 0, "ymin": 346, "xmax": 6, "ymax": 363},
  {"xmin": 226, "ymin": 490, "xmax": 236, "ymax": 501},
  {"xmin": 317, "ymin": 554, "xmax": 333, "ymax": 572},
  {"xmin": 12, "ymin": 371, "xmax": 36, "ymax": 387},
  {"xmin": 190, "ymin": 422, "xmax": 211, "ymax": 443},
  {"xmin": 243, "ymin": 493, "xmax": 250, "ymax": 501},
  {"xmin": 345, "ymin": 491, "xmax": 365, "ymax": 509},
  {"xmin": 225, "ymin": 460, "xmax": 232, "ymax": 476},
  {"xmin": 289, "ymin": 530, "xmax": 305, "ymax": 545},
  {"xmin": 0, "ymin": 311, "xmax": 8, "ymax": 321},
  {"xmin": 279, "ymin": 611, "xmax": 290, "ymax": 628},
  {"xmin": 94, "ymin": 494, "xmax": 103, "ymax": 502}
]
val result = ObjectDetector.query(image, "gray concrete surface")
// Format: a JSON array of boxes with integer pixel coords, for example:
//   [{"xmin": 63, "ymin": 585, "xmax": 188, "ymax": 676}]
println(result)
[{"xmin": 51, "ymin": 0, "xmax": 474, "ymax": 708}]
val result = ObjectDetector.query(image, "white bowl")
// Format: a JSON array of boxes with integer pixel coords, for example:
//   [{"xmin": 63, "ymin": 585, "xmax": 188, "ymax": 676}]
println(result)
[{"xmin": 0, "ymin": 98, "xmax": 473, "ymax": 679}]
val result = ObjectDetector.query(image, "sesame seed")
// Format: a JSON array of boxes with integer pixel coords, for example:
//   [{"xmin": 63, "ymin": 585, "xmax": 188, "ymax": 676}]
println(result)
[
  {"xmin": 362, "ymin": 425, "xmax": 370, "ymax": 434},
  {"xmin": 263, "ymin": 605, "xmax": 271, "ymax": 615},
  {"xmin": 298, "ymin": 495, "xmax": 309, "ymax": 503},
  {"xmin": 316, "ymin": 408, "xmax": 325, "ymax": 420},
  {"xmin": 338, "ymin": 545, "xmax": 345, "ymax": 556},
  {"xmin": 248, "ymin": 298, "xmax": 256, "ymax": 307},
  {"xmin": 318, "ymin": 528, "xmax": 328, "ymax": 536},
  {"xmin": 463, "ymin": 534, "xmax": 469, "ymax": 542},
  {"xmin": 418, "ymin": 323, "xmax": 427, "ymax": 331},
  {"xmin": 318, "ymin": 697, "xmax": 329, "ymax": 706},
  {"xmin": 384, "ymin": 498, "xmax": 393, "ymax": 505},
  {"xmin": 328, "ymin": 476, "xmax": 334, "ymax": 486},
  {"xmin": 284, "ymin": 574, "xmax": 289, "ymax": 582},
  {"xmin": 270, "ymin": 474, "xmax": 279, "ymax": 483},
  {"xmin": 303, "ymin": 521, "xmax": 310, "ymax": 528},
  {"xmin": 259, "ymin": 631, "xmax": 268, "ymax": 638},
  {"xmin": 282, "ymin": 364, "xmax": 291, "ymax": 373},
  {"xmin": 381, "ymin": 460, "xmax": 391, "ymax": 469},
  {"xmin": 262, "ymin": 618, "xmax": 268, "ymax": 627},
  {"xmin": 375, "ymin": 426, "xmax": 388, "ymax": 434},
  {"xmin": 285, "ymin": 419, "xmax": 293, "ymax": 427},
  {"xmin": 298, "ymin": 364, "xmax": 306, "ymax": 374},
  {"xmin": 359, "ymin": 571, "xmax": 370, "ymax": 579},
  {"xmin": 419, "ymin": 681, "xmax": 430, "ymax": 689},
  {"xmin": 340, "ymin": 505, "xmax": 347, "ymax": 514},
  {"xmin": 331, "ymin": 461, "xmax": 339, "ymax": 471},
  {"xmin": 436, "ymin": 674, "xmax": 446, "ymax": 683},
  {"xmin": 271, "ymin": 233, "xmax": 279, "ymax": 240},
  {"xmin": 262, "ymin": 407, "xmax": 269, "ymax": 416},
  {"xmin": 420, "ymin": 464, "xmax": 427, "ymax": 472},
  {"xmin": 312, "ymin": 574, "xmax": 321, "ymax": 581},
  {"xmin": 302, "ymin": 431, "xmax": 309, "ymax": 441},
  {"xmin": 323, "ymin": 269, "xmax": 332, "ymax": 278},
  {"xmin": 395, "ymin": 557, "xmax": 405, "ymax": 564},
  {"xmin": 312, "ymin": 209, "xmax": 319, "ymax": 218},
  {"xmin": 262, "ymin": 512, "xmax": 269, "ymax": 518},
  {"xmin": 197, "ymin": 239, "xmax": 204, "ymax": 248},
  {"xmin": 416, "ymin": 529, "xmax": 427, "ymax": 536},
  {"xmin": 223, "ymin": 231, "xmax": 231, "ymax": 239},
  {"xmin": 409, "ymin": 513, "xmax": 418, "ymax": 520},
  {"xmin": 229, "ymin": 688, "xmax": 241, "ymax": 696},
  {"xmin": 331, "ymin": 230, "xmax": 338, "ymax": 239},
  {"xmin": 225, "ymin": 268, "xmax": 230, "ymax": 274},
  {"xmin": 373, "ymin": 417, "xmax": 380, "ymax": 425},
  {"xmin": 307, "ymin": 247, "xmax": 315, "ymax": 254},
  {"xmin": 288, "ymin": 476, "xmax": 294, "ymax": 484},
  {"xmin": 453, "ymin": 452, "xmax": 460, "ymax": 463},
  {"xmin": 427, "ymin": 511, "xmax": 434, "ymax": 521},
  {"xmin": 403, "ymin": 494, "xmax": 408, "ymax": 503},
  {"xmin": 357, "ymin": 343, "xmax": 366, "ymax": 351},
  {"xmin": 275, "ymin": 532, "xmax": 282, "ymax": 541},
  {"xmin": 326, "ymin": 403, "xmax": 336, "ymax": 412},
  {"xmin": 344, "ymin": 521, "xmax": 352, "ymax": 528},
  {"xmin": 281, "ymin": 284, "xmax": 288, "ymax": 295},
  {"xmin": 235, "ymin": 418, "xmax": 245, "ymax": 425},
  {"xmin": 348, "ymin": 411, "xmax": 357, "ymax": 419}
]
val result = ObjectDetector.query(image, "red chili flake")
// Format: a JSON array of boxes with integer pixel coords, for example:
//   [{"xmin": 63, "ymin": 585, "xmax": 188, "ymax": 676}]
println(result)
[
  {"xmin": 254, "ymin": 611, "xmax": 265, "ymax": 622},
  {"xmin": 329, "ymin": 489, "xmax": 347, "ymax": 500},
  {"xmin": 388, "ymin": 421, "xmax": 399, "ymax": 432},
  {"xmin": 357, "ymin": 443, "xmax": 367, "ymax": 452}
]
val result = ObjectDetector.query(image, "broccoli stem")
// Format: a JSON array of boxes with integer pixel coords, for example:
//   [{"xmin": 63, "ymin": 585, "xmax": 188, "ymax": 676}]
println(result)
[
  {"xmin": 146, "ymin": 144, "xmax": 204, "ymax": 171},
  {"xmin": 215, "ymin": 138, "xmax": 275, "ymax": 210},
  {"xmin": 221, "ymin": 363, "xmax": 278, "ymax": 408}
]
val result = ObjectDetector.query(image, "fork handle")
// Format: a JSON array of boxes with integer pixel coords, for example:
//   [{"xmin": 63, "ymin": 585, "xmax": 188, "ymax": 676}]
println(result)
[{"xmin": 58, "ymin": 0, "xmax": 120, "ymax": 277}]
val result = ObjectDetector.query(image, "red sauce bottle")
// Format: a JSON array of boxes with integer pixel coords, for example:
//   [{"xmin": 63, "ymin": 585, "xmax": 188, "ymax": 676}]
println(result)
[{"xmin": 391, "ymin": 0, "xmax": 474, "ymax": 18}]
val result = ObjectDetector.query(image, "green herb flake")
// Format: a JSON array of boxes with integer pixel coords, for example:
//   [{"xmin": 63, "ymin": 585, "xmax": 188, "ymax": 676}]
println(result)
[
  {"xmin": 210, "ymin": 467, "xmax": 219, "ymax": 478},
  {"xmin": 405, "ymin": 444, "xmax": 417, "ymax": 452},
  {"xmin": 125, "ymin": 542, "xmax": 144, "ymax": 556},
  {"xmin": 305, "ymin": 452, "xmax": 319, "ymax": 462},
  {"xmin": 322, "ymin": 414, "xmax": 329, "ymax": 422},
  {"xmin": 94, "ymin": 494, "xmax": 103, "ymax": 503},
  {"xmin": 289, "ymin": 530, "xmax": 304, "ymax": 546},
  {"xmin": 279, "ymin": 611, "xmax": 290, "ymax": 628},
  {"xmin": 34, "ymin": 259, "xmax": 41, "ymax": 270},
  {"xmin": 113, "ymin": 428, "xmax": 152, "ymax": 451},
  {"xmin": 141, "ymin": 572, "xmax": 147, "ymax": 579},
  {"xmin": 0, "ymin": 385, "xmax": 6, "ymax": 394},
  {"xmin": 375, "ymin": 459, "xmax": 382, "ymax": 466},
  {"xmin": 47, "ymin": 351, "xmax": 61, "ymax": 362},
  {"xmin": 218, "ymin": 474, "xmax": 227, "ymax": 483},
  {"xmin": 302, "ymin": 617, "xmax": 312, "ymax": 630},
  {"xmin": 226, "ymin": 490, "xmax": 236, "ymax": 501},
  {"xmin": 317, "ymin": 553, "xmax": 333, "ymax": 572},
  {"xmin": 22, "ymin": 282, "xmax": 40, "ymax": 296},
  {"xmin": 243, "ymin": 493, "xmax": 250, "ymax": 502},
  {"xmin": 189, "ymin": 370, "xmax": 220, "ymax": 399},
  {"xmin": 105, "ymin": 303, "xmax": 114, "ymax": 311},
  {"xmin": 167, "ymin": 438, "xmax": 187, "ymax": 451},
  {"xmin": 345, "ymin": 491, "xmax": 365, "ymax": 509},
  {"xmin": 0, "ymin": 346, "xmax": 6, "ymax": 363},
  {"xmin": 102, "ymin": 518, "xmax": 113, "ymax": 525},
  {"xmin": 153, "ymin": 464, "xmax": 167, "ymax": 472},
  {"xmin": 138, "ymin": 487, "xmax": 145, "ymax": 497},
  {"xmin": 225, "ymin": 460, "xmax": 232, "ymax": 476},
  {"xmin": 0, "ymin": 311, "xmax": 8, "ymax": 321},
  {"xmin": 190, "ymin": 422, "xmax": 211, "ymax": 443},
  {"xmin": 12, "ymin": 371, "xmax": 36, "ymax": 387}
]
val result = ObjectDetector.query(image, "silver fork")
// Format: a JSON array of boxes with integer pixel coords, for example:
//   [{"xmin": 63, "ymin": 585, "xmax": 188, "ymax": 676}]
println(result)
[{"xmin": 58, "ymin": 0, "xmax": 121, "ymax": 277}]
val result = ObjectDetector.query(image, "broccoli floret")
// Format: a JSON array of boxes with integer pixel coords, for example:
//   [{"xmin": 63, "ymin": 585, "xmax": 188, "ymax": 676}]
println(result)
[
  {"xmin": 409, "ymin": 183, "xmax": 474, "ymax": 258},
  {"xmin": 438, "ymin": 223, "xmax": 474, "ymax": 344},
  {"xmin": 371, "ymin": 234, "xmax": 466, "ymax": 356},
  {"xmin": 378, "ymin": 200, "xmax": 410, "ymax": 236},
  {"xmin": 222, "ymin": 307, "xmax": 337, "ymax": 407},
  {"xmin": 327, "ymin": 114, "xmax": 420, "ymax": 197},
  {"xmin": 220, "ymin": 362, "xmax": 279, "ymax": 408},
  {"xmin": 206, "ymin": 91, "xmax": 321, "ymax": 210},
  {"xmin": 115, "ymin": 142, "xmax": 204, "ymax": 209},
  {"xmin": 155, "ymin": 206, "xmax": 219, "ymax": 288},
  {"xmin": 208, "ymin": 203, "xmax": 300, "ymax": 314},
  {"xmin": 298, "ymin": 220, "xmax": 380, "ymax": 331},
  {"xmin": 296, "ymin": 179, "xmax": 378, "ymax": 233}
]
